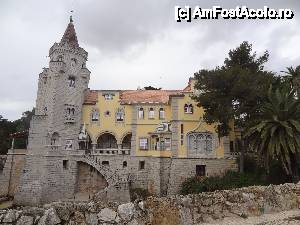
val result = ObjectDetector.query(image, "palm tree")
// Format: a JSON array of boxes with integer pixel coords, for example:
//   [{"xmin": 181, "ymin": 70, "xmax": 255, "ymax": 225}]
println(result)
[
  {"xmin": 245, "ymin": 85, "xmax": 300, "ymax": 182},
  {"xmin": 282, "ymin": 66, "xmax": 300, "ymax": 93}
]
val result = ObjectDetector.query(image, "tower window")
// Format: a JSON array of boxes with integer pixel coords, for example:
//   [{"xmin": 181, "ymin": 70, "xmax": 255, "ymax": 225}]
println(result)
[
  {"xmin": 63, "ymin": 160, "xmax": 69, "ymax": 170},
  {"xmin": 65, "ymin": 139, "xmax": 73, "ymax": 150},
  {"xmin": 159, "ymin": 108, "xmax": 165, "ymax": 119},
  {"xmin": 138, "ymin": 108, "xmax": 144, "ymax": 119},
  {"xmin": 68, "ymin": 76, "xmax": 75, "ymax": 87},
  {"xmin": 148, "ymin": 108, "xmax": 155, "ymax": 119},
  {"xmin": 123, "ymin": 161, "xmax": 127, "ymax": 168},
  {"xmin": 51, "ymin": 132, "xmax": 59, "ymax": 145},
  {"xmin": 71, "ymin": 58, "xmax": 77, "ymax": 67},
  {"xmin": 57, "ymin": 55, "xmax": 63, "ymax": 62}
]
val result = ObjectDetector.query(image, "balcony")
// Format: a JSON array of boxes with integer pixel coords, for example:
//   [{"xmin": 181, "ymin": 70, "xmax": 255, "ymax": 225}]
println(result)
[{"xmin": 86, "ymin": 149, "xmax": 131, "ymax": 156}]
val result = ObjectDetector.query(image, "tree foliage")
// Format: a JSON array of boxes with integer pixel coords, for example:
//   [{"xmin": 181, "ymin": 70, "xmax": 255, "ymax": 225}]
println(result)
[
  {"xmin": 0, "ymin": 108, "xmax": 34, "ymax": 154},
  {"xmin": 282, "ymin": 65, "xmax": 300, "ymax": 92},
  {"xmin": 245, "ymin": 86, "xmax": 300, "ymax": 181},
  {"xmin": 193, "ymin": 41, "xmax": 277, "ymax": 136},
  {"xmin": 144, "ymin": 86, "xmax": 162, "ymax": 90}
]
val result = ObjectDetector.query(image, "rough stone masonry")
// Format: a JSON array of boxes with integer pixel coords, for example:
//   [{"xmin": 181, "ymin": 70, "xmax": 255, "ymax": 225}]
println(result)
[{"xmin": 0, "ymin": 183, "xmax": 300, "ymax": 225}]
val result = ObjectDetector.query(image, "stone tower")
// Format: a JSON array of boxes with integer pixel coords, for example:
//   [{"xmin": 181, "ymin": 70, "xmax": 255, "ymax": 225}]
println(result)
[{"xmin": 14, "ymin": 17, "xmax": 91, "ymax": 205}]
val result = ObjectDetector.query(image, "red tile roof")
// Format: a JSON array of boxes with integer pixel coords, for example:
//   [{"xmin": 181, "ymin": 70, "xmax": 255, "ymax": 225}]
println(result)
[
  {"xmin": 119, "ymin": 90, "xmax": 183, "ymax": 104},
  {"xmin": 83, "ymin": 90, "xmax": 98, "ymax": 105}
]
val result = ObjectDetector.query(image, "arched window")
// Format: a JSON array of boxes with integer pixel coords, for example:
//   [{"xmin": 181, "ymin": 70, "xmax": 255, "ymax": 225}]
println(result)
[
  {"xmin": 51, "ymin": 132, "xmax": 59, "ymax": 145},
  {"xmin": 187, "ymin": 132, "xmax": 213, "ymax": 155},
  {"xmin": 184, "ymin": 104, "xmax": 193, "ymax": 114},
  {"xmin": 159, "ymin": 108, "xmax": 165, "ymax": 119},
  {"xmin": 148, "ymin": 107, "xmax": 155, "ymax": 119},
  {"xmin": 97, "ymin": 133, "xmax": 118, "ymax": 149},
  {"xmin": 57, "ymin": 55, "xmax": 63, "ymax": 62},
  {"xmin": 91, "ymin": 109, "xmax": 99, "ymax": 122},
  {"xmin": 138, "ymin": 107, "xmax": 144, "ymax": 119},
  {"xmin": 122, "ymin": 133, "xmax": 132, "ymax": 149}
]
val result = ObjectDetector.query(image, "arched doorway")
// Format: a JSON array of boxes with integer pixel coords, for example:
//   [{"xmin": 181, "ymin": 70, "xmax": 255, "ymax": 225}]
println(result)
[
  {"xmin": 97, "ymin": 133, "xmax": 117, "ymax": 149},
  {"xmin": 75, "ymin": 162, "xmax": 108, "ymax": 201},
  {"xmin": 122, "ymin": 133, "xmax": 132, "ymax": 149}
]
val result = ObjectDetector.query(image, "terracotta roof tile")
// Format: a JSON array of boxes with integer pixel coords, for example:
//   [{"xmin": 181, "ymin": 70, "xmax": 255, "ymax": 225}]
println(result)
[
  {"xmin": 84, "ymin": 90, "xmax": 98, "ymax": 105},
  {"xmin": 119, "ymin": 90, "xmax": 183, "ymax": 104}
]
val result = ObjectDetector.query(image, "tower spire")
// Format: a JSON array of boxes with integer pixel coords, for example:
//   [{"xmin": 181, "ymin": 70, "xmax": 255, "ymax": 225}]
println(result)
[
  {"xmin": 70, "ymin": 10, "xmax": 73, "ymax": 23},
  {"xmin": 60, "ymin": 13, "xmax": 79, "ymax": 48}
]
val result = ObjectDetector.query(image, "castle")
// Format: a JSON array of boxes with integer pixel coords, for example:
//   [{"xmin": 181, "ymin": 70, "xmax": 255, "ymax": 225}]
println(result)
[{"xmin": 0, "ymin": 18, "xmax": 237, "ymax": 206}]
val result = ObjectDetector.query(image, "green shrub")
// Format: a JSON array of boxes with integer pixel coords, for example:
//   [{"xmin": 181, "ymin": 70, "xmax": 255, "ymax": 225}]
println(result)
[{"xmin": 180, "ymin": 170, "xmax": 266, "ymax": 195}]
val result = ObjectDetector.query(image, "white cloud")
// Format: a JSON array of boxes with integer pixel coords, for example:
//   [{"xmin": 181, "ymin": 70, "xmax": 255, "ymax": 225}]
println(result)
[{"xmin": 0, "ymin": 0, "xmax": 300, "ymax": 120}]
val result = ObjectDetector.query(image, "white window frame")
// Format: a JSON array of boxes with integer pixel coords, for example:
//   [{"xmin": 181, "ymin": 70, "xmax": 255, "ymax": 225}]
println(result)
[
  {"xmin": 164, "ymin": 138, "xmax": 171, "ymax": 150},
  {"xmin": 104, "ymin": 93, "xmax": 113, "ymax": 100},
  {"xmin": 139, "ymin": 138, "xmax": 148, "ymax": 150},
  {"xmin": 116, "ymin": 108, "xmax": 125, "ymax": 122},
  {"xmin": 91, "ymin": 109, "xmax": 99, "ymax": 122},
  {"xmin": 148, "ymin": 108, "xmax": 155, "ymax": 119},
  {"xmin": 68, "ymin": 76, "xmax": 76, "ymax": 88},
  {"xmin": 159, "ymin": 108, "xmax": 165, "ymax": 119},
  {"xmin": 138, "ymin": 108, "xmax": 144, "ymax": 119}
]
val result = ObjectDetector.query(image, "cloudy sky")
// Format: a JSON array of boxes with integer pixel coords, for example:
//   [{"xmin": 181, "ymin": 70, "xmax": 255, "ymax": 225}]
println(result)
[{"xmin": 1, "ymin": 0, "xmax": 299, "ymax": 120}]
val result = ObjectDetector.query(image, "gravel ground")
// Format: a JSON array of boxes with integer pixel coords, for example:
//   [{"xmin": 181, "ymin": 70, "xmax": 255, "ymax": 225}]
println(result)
[{"xmin": 200, "ymin": 210, "xmax": 300, "ymax": 225}]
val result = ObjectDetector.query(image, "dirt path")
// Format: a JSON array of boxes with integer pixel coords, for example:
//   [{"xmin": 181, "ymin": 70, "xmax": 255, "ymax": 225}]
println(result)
[{"xmin": 200, "ymin": 210, "xmax": 300, "ymax": 225}]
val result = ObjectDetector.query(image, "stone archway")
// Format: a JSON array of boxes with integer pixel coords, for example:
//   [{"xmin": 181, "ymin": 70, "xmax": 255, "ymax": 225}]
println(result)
[
  {"xmin": 97, "ymin": 133, "xmax": 118, "ymax": 149},
  {"xmin": 75, "ymin": 161, "xmax": 108, "ymax": 201},
  {"xmin": 76, "ymin": 156, "xmax": 130, "ymax": 202},
  {"xmin": 121, "ymin": 133, "xmax": 132, "ymax": 149}
]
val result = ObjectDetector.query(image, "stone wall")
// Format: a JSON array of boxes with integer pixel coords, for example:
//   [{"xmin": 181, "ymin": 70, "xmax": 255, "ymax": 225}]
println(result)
[
  {"xmin": 0, "ymin": 183, "xmax": 300, "ymax": 225},
  {"xmin": 75, "ymin": 162, "xmax": 108, "ymax": 199},
  {"xmin": 3, "ymin": 149, "xmax": 237, "ymax": 206},
  {"xmin": 0, "ymin": 150, "xmax": 26, "ymax": 197}
]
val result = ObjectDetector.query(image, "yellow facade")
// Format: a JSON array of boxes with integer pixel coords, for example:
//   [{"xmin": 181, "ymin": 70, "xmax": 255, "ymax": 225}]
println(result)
[{"xmin": 81, "ymin": 79, "xmax": 233, "ymax": 158}]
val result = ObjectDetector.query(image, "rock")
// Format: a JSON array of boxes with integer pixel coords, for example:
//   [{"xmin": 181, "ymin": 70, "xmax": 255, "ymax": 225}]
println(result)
[
  {"xmin": 2, "ymin": 210, "xmax": 16, "ymax": 223},
  {"xmin": 97, "ymin": 208, "xmax": 117, "ymax": 222},
  {"xmin": 16, "ymin": 215, "xmax": 34, "ymax": 225},
  {"xmin": 179, "ymin": 208, "xmax": 193, "ymax": 225},
  {"xmin": 85, "ymin": 213, "xmax": 98, "ymax": 225},
  {"xmin": 117, "ymin": 202, "xmax": 135, "ymax": 221},
  {"xmin": 67, "ymin": 211, "xmax": 86, "ymax": 225},
  {"xmin": 138, "ymin": 201, "xmax": 145, "ymax": 211},
  {"xmin": 23, "ymin": 207, "xmax": 45, "ymax": 216},
  {"xmin": 55, "ymin": 204, "xmax": 73, "ymax": 221},
  {"xmin": 38, "ymin": 208, "xmax": 61, "ymax": 225},
  {"xmin": 181, "ymin": 197, "xmax": 192, "ymax": 207},
  {"xmin": 127, "ymin": 219, "xmax": 140, "ymax": 225},
  {"xmin": 35, "ymin": 215, "xmax": 41, "ymax": 224}
]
